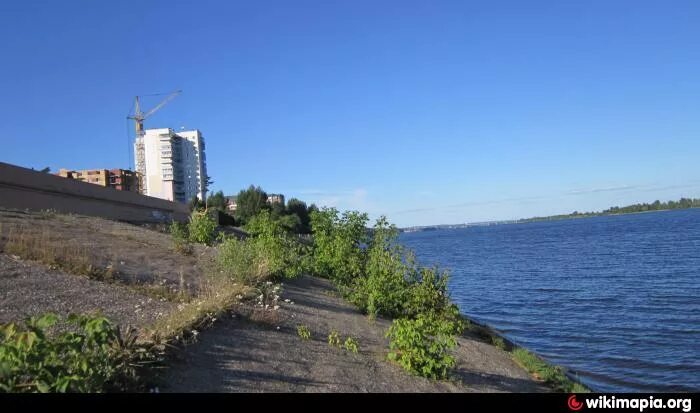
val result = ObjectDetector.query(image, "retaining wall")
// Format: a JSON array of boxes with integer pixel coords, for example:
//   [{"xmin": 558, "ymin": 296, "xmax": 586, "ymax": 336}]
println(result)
[{"xmin": 0, "ymin": 162, "xmax": 189, "ymax": 223}]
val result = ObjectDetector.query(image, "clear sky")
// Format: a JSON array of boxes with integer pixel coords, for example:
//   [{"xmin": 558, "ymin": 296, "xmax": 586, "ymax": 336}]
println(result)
[{"xmin": 1, "ymin": 1, "xmax": 699, "ymax": 226}]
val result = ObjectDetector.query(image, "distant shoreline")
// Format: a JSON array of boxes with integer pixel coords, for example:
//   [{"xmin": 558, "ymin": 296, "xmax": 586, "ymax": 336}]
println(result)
[{"xmin": 400, "ymin": 202, "xmax": 700, "ymax": 233}]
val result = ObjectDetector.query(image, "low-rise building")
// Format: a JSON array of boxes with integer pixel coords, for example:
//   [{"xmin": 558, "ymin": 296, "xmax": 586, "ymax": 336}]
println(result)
[
  {"xmin": 109, "ymin": 169, "xmax": 140, "ymax": 192},
  {"xmin": 267, "ymin": 193, "xmax": 285, "ymax": 205},
  {"xmin": 57, "ymin": 168, "xmax": 141, "ymax": 193},
  {"xmin": 225, "ymin": 195, "xmax": 237, "ymax": 212}
]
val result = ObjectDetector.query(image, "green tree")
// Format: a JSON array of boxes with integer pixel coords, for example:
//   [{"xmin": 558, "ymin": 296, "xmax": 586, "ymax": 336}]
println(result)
[
  {"xmin": 206, "ymin": 190, "xmax": 227, "ymax": 211},
  {"xmin": 287, "ymin": 198, "xmax": 312, "ymax": 234},
  {"xmin": 234, "ymin": 185, "xmax": 270, "ymax": 225},
  {"xmin": 189, "ymin": 196, "xmax": 204, "ymax": 211},
  {"xmin": 270, "ymin": 200, "xmax": 287, "ymax": 218}
]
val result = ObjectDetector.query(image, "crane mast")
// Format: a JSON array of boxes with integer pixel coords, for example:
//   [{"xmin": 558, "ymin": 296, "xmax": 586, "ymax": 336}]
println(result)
[{"xmin": 128, "ymin": 90, "xmax": 182, "ymax": 194}]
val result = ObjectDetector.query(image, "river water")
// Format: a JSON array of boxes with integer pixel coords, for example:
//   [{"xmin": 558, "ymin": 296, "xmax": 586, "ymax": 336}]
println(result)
[{"xmin": 400, "ymin": 209, "xmax": 700, "ymax": 391}]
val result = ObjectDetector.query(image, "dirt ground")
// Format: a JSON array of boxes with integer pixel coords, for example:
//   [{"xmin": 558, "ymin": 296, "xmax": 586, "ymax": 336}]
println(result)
[
  {"xmin": 0, "ymin": 253, "xmax": 174, "ymax": 328},
  {"xmin": 0, "ymin": 208, "xmax": 546, "ymax": 392},
  {"xmin": 161, "ymin": 276, "xmax": 546, "ymax": 392},
  {"xmin": 0, "ymin": 208, "xmax": 210, "ymax": 289}
]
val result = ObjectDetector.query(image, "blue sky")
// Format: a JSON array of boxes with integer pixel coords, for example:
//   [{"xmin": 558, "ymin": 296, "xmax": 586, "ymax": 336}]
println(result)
[{"xmin": 1, "ymin": 1, "xmax": 699, "ymax": 226}]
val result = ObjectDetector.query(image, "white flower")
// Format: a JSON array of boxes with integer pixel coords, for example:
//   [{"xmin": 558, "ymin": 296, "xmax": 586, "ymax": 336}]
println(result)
[
  {"xmin": 273, "ymin": 305, "xmax": 280, "ymax": 310},
  {"xmin": 284, "ymin": 299, "xmax": 291, "ymax": 303},
  {"xmin": 192, "ymin": 330, "xmax": 199, "ymax": 336}
]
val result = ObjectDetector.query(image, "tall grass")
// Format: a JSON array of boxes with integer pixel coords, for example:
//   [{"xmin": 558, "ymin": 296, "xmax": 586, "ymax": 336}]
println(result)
[
  {"xmin": 511, "ymin": 348, "xmax": 589, "ymax": 392},
  {"xmin": 1, "ymin": 224, "xmax": 113, "ymax": 281}
]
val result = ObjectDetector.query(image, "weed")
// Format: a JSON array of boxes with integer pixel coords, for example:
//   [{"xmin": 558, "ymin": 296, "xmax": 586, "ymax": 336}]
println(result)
[
  {"xmin": 254, "ymin": 281, "xmax": 282, "ymax": 310},
  {"xmin": 343, "ymin": 337, "xmax": 359, "ymax": 353},
  {"xmin": 296, "ymin": 324, "xmax": 311, "ymax": 340},
  {"xmin": 491, "ymin": 336, "xmax": 506, "ymax": 350},
  {"xmin": 249, "ymin": 307, "xmax": 282, "ymax": 326},
  {"xmin": 327, "ymin": 330, "xmax": 341, "ymax": 347},
  {"xmin": 0, "ymin": 313, "xmax": 161, "ymax": 393},
  {"xmin": 146, "ymin": 273, "xmax": 248, "ymax": 341},
  {"xmin": 511, "ymin": 348, "xmax": 589, "ymax": 392}
]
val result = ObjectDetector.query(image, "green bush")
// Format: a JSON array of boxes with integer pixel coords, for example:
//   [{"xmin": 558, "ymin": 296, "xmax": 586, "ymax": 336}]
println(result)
[
  {"xmin": 245, "ymin": 210, "xmax": 310, "ymax": 279},
  {"xmin": 217, "ymin": 237, "xmax": 268, "ymax": 283},
  {"xmin": 349, "ymin": 218, "xmax": 456, "ymax": 320},
  {"xmin": 309, "ymin": 208, "xmax": 368, "ymax": 284},
  {"xmin": 188, "ymin": 210, "xmax": 217, "ymax": 245},
  {"xmin": 386, "ymin": 312, "xmax": 464, "ymax": 380},
  {"xmin": 404, "ymin": 260, "xmax": 455, "ymax": 319},
  {"xmin": 0, "ymin": 313, "xmax": 157, "ymax": 393},
  {"xmin": 307, "ymin": 212, "xmax": 466, "ymax": 381},
  {"xmin": 352, "ymin": 217, "xmax": 409, "ymax": 317}
]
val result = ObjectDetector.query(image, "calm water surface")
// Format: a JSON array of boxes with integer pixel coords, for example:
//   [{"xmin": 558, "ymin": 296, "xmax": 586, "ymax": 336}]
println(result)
[{"xmin": 400, "ymin": 209, "xmax": 700, "ymax": 392}]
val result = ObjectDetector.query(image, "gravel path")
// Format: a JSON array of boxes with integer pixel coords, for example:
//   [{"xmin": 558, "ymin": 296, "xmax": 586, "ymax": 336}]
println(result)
[
  {"xmin": 0, "ymin": 253, "xmax": 174, "ymax": 329},
  {"xmin": 161, "ymin": 275, "xmax": 546, "ymax": 392}
]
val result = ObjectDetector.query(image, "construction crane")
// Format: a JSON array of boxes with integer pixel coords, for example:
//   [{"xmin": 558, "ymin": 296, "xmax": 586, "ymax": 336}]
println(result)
[
  {"xmin": 128, "ymin": 90, "xmax": 182, "ymax": 194},
  {"xmin": 128, "ymin": 89, "xmax": 182, "ymax": 138}
]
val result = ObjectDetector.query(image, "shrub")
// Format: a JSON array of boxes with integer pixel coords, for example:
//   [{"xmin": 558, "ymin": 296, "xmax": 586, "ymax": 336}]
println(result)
[
  {"xmin": 343, "ymin": 337, "xmax": 359, "ymax": 353},
  {"xmin": 169, "ymin": 221, "xmax": 192, "ymax": 255},
  {"xmin": 188, "ymin": 211, "xmax": 217, "ymax": 245},
  {"xmin": 404, "ymin": 260, "xmax": 455, "ymax": 319},
  {"xmin": 352, "ymin": 217, "xmax": 409, "ymax": 317},
  {"xmin": 217, "ymin": 237, "xmax": 269, "ymax": 284},
  {"xmin": 0, "ymin": 313, "xmax": 158, "ymax": 393},
  {"xmin": 310, "ymin": 208, "xmax": 368, "ymax": 284},
  {"xmin": 246, "ymin": 210, "xmax": 311, "ymax": 279},
  {"xmin": 308, "ymin": 212, "xmax": 468, "ymax": 380},
  {"xmin": 386, "ymin": 312, "xmax": 463, "ymax": 380},
  {"xmin": 296, "ymin": 324, "xmax": 311, "ymax": 340}
]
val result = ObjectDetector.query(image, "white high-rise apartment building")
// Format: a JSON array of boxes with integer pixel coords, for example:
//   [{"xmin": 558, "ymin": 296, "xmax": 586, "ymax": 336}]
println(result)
[{"xmin": 134, "ymin": 128, "xmax": 208, "ymax": 203}]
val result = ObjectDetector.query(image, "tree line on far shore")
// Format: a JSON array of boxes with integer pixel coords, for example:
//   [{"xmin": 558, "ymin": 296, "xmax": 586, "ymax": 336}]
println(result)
[
  {"xmin": 522, "ymin": 197, "xmax": 700, "ymax": 223},
  {"xmin": 190, "ymin": 185, "xmax": 318, "ymax": 234}
]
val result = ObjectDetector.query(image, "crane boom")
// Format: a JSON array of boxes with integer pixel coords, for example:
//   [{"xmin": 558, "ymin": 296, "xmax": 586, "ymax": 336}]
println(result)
[
  {"xmin": 142, "ymin": 90, "xmax": 182, "ymax": 120},
  {"xmin": 128, "ymin": 89, "xmax": 182, "ymax": 136}
]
